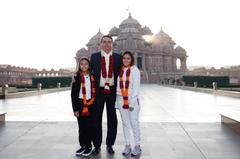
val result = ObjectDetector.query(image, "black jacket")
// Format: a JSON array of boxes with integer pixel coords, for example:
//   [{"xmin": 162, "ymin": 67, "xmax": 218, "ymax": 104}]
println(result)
[
  {"xmin": 71, "ymin": 73, "xmax": 94, "ymax": 112},
  {"xmin": 71, "ymin": 73, "xmax": 81, "ymax": 112}
]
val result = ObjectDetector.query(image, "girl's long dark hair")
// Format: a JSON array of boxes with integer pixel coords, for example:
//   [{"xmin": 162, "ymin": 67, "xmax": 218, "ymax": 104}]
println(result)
[
  {"xmin": 72, "ymin": 57, "xmax": 92, "ymax": 84},
  {"xmin": 74, "ymin": 57, "xmax": 92, "ymax": 75}
]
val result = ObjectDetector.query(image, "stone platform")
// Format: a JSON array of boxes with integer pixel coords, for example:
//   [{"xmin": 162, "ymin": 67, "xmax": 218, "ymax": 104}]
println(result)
[
  {"xmin": 1, "ymin": 85, "xmax": 240, "ymax": 158},
  {"xmin": 1, "ymin": 122, "xmax": 240, "ymax": 159}
]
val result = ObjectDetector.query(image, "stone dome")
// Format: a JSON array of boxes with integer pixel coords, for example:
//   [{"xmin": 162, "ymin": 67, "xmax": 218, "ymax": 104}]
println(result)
[
  {"xmin": 175, "ymin": 46, "xmax": 186, "ymax": 53},
  {"xmin": 75, "ymin": 47, "xmax": 88, "ymax": 59},
  {"xmin": 141, "ymin": 26, "xmax": 153, "ymax": 35},
  {"xmin": 109, "ymin": 26, "xmax": 120, "ymax": 36},
  {"xmin": 117, "ymin": 27, "xmax": 143, "ymax": 40},
  {"xmin": 152, "ymin": 27, "xmax": 175, "ymax": 46},
  {"xmin": 119, "ymin": 13, "xmax": 141, "ymax": 30},
  {"xmin": 115, "ymin": 13, "xmax": 144, "ymax": 41},
  {"xmin": 87, "ymin": 29, "xmax": 103, "ymax": 46},
  {"xmin": 175, "ymin": 46, "xmax": 187, "ymax": 57}
]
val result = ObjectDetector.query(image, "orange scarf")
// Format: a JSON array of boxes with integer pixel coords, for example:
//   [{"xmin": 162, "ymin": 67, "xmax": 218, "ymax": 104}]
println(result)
[
  {"xmin": 119, "ymin": 66, "xmax": 131, "ymax": 109},
  {"xmin": 80, "ymin": 72, "xmax": 95, "ymax": 116}
]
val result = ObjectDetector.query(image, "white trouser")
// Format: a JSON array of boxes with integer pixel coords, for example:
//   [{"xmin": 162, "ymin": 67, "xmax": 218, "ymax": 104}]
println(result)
[{"xmin": 116, "ymin": 95, "xmax": 141, "ymax": 146}]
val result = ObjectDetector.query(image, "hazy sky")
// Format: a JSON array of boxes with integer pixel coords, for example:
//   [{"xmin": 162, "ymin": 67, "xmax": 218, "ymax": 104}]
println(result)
[{"xmin": 0, "ymin": 0, "xmax": 239, "ymax": 70}]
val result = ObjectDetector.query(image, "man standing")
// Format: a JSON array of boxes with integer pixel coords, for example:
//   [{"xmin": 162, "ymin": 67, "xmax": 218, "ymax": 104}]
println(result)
[{"xmin": 90, "ymin": 35, "xmax": 122, "ymax": 155}]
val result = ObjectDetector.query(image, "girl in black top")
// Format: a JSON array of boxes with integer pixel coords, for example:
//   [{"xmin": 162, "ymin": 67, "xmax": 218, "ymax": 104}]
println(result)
[{"xmin": 71, "ymin": 57, "xmax": 95, "ymax": 157}]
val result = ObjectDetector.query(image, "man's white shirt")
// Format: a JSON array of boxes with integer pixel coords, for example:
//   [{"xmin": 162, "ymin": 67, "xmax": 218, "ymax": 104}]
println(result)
[{"xmin": 100, "ymin": 50, "xmax": 114, "ymax": 87}]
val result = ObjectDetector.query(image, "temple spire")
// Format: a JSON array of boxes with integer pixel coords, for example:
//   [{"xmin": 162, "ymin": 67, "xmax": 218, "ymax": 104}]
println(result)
[
  {"xmin": 129, "ymin": 12, "xmax": 132, "ymax": 18},
  {"xmin": 126, "ymin": 7, "xmax": 132, "ymax": 18},
  {"xmin": 160, "ymin": 27, "xmax": 163, "ymax": 32}
]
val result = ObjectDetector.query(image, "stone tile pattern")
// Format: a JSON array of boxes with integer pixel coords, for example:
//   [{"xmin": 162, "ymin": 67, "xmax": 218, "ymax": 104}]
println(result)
[{"xmin": 1, "ymin": 122, "xmax": 240, "ymax": 159}]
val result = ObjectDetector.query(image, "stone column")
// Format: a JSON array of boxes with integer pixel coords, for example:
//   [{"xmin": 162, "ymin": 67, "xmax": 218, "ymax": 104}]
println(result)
[
  {"xmin": 182, "ymin": 81, "xmax": 186, "ymax": 86},
  {"xmin": 2, "ymin": 84, "xmax": 8, "ymax": 95},
  {"xmin": 194, "ymin": 82, "xmax": 198, "ymax": 88},
  {"xmin": 142, "ymin": 53, "xmax": 146, "ymax": 71},
  {"xmin": 57, "ymin": 82, "xmax": 61, "ymax": 89},
  {"xmin": 213, "ymin": 82, "xmax": 218, "ymax": 90},
  {"xmin": 134, "ymin": 52, "xmax": 138, "ymax": 68},
  {"xmin": 172, "ymin": 57, "xmax": 177, "ymax": 71},
  {"xmin": 159, "ymin": 56, "xmax": 163, "ymax": 72},
  {"xmin": 37, "ymin": 83, "xmax": 42, "ymax": 91},
  {"xmin": 180, "ymin": 57, "xmax": 187, "ymax": 71}
]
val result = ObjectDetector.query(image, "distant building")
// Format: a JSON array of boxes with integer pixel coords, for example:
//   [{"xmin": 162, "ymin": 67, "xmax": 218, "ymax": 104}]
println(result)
[
  {"xmin": 75, "ymin": 13, "xmax": 188, "ymax": 83},
  {"xmin": 187, "ymin": 66, "xmax": 240, "ymax": 84},
  {"xmin": 0, "ymin": 65, "xmax": 72, "ymax": 85}
]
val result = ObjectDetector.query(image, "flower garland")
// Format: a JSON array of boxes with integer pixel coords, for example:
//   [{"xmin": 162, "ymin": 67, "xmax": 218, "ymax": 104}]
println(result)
[
  {"xmin": 80, "ymin": 72, "xmax": 96, "ymax": 116},
  {"xmin": 119, "ymin": 66, "xmax": 131, "ymax": 109},
  {"xmin": 101, "ymin": 55, "xmax": 114, "ymax": 94}
]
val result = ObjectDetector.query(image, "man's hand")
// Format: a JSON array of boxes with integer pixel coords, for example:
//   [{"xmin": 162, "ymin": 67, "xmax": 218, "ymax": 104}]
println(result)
[{"xmin": 74, "ymin": 111, "xmax": 79, "ymax": 118}]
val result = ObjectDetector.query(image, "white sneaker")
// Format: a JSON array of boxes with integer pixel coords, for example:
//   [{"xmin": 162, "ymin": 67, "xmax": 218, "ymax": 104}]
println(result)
[
  {"xmin": 131, "ymin": 145, "xmax": 141, "ymax": 156},
  {"xmin": 122, "ymin": 145, "xmax": 131, "ymax": 156}
]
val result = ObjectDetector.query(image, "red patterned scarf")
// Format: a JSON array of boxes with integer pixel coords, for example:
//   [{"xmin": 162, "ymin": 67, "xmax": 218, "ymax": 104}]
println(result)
[{"xmin": 101, "ymin": 55, "xmax": 114, "ymax": 94}]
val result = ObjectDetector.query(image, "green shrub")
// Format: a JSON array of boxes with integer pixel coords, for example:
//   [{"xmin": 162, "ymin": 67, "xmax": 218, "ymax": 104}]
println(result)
[
  {"xmin": 182, "ymin": 76, "xmax": 229, "ymax": 87},
  {"xmin": 32, "ymin": 76, "xmax": 72, "ymax": 88}
]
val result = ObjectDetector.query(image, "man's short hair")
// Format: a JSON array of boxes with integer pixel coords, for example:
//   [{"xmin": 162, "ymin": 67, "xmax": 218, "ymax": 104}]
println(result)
[{"xmin": 101, "ymin": 35, "xmax": 113, "ymax": 43}]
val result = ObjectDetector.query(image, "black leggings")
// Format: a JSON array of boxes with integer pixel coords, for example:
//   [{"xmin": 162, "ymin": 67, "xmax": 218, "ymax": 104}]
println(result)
[{"xmin": 77, "ymin": 99, "xmax": 93, "ymax": 148}]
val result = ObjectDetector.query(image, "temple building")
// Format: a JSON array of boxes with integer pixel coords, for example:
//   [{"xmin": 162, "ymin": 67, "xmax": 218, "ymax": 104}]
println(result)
[
  {"xmin": 0, "ymin": 65, "xmax": 72, "ymax": 85},
  {"xmin": 75, "ymin": 13, "xmax": 188, "ymax": 83}
]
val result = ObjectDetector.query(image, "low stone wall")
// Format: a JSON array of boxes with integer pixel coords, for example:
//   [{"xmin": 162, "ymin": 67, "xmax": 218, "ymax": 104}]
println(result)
[
  {"xmin": 0, "ymin": 112, "xmax": 6, "ymax": 122},
  {"xmin": 164, "ymin": 85, "xmax": 240, "ymax": 98},
  {"xmin": 0, "ymin": 87, "xmax": 71, "ymax": 99},
  {"xmin": 220, "ymin": 111, "xmax": 240, "ymax": 135}
]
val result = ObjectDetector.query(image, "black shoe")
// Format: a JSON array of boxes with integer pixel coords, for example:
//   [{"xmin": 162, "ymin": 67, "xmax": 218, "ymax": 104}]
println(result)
[
  {"xmin": 76, "ymin": 147, "xmax": 85, "ymax": 156},
  {"xmin": 82, "ymin": 147, "xmax": 92, "ymax": 157},
  {"xmin": 106, "ymin": 145, "xmax": 115, "ymax": 154},
  {"xmin": 92, "ymin": 147, "xmax": 101, "ymax": 155}
]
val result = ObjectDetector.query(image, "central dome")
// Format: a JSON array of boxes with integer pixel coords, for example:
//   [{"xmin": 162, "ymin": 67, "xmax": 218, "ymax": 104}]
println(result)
[
  {"xmin": 119, "ymin": 13, "xmax": 141, "ymax": 29},
  {"xmin": 121, "ymin": 14, "xmax": 140, "ymax": 25}
]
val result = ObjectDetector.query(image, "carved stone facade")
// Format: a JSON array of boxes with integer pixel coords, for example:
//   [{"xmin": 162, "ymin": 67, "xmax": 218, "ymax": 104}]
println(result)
[
  {"xmin": 0, "ymin": 65, "xmax": 72, "ymax": 85},
  {"xmin": 75, "ymin": 14, "xmax": 188, "ymax": 83}
]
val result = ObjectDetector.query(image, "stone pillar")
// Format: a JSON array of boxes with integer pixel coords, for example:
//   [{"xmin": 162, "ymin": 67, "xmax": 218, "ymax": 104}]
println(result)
[
  {"xmin": 2, "ymin": 84, "xmax": 8, "ymax": 95},
  {"xmin": 57, "ymin": 82, "xmax": 61, "ymax": 89},
  {"xmin": 163, "ymin": 56, "xmax": 166, "ymax": 72},
  {"xmin": 37, "ymin": 83, "xmax": 42, "ymax": 91},
  {"xmin": 134, "ymin": 52, "xmax": 138, "ymax": 68},
  {"xmin": 182, "ymin": 81, "xmax": 186, "ymax": 86},
  {"xmin": 213, "ymin": 82, "xmax": 218, "ymax": 90},
  {"xmin": 142, "ymin": 53, "xmax": 146, "ymax": 71},
  {"xmin": 194, "ymin": 82, "xmax": 198, "ymax": 88},
  {"xmin": 180, "ymin": 57, "xmax": 187, "ymax": 71},
  {"xmin": 172, "ymin": 57, "xmax": 177, "ymax": 71},
  {"xmin": 159, "ymin": 56, "xmax": 163, "ymax": 72}
]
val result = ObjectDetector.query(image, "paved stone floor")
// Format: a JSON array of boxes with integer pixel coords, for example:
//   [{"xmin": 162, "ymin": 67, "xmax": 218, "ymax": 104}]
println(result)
[{"xmin": 1, "ymin": 84, "xmax": 240, "ymax": 159}]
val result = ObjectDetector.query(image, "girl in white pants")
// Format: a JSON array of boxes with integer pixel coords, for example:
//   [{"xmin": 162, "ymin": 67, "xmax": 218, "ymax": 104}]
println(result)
[{"xmin": 116, "ymin": 51, "xmax": 141, "ymax": 156}]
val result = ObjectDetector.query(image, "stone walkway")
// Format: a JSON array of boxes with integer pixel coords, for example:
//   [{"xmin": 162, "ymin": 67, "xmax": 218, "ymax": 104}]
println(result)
[{"xmin": 0, "ymin": 84, "xmax": 240, "ymax": 159}]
